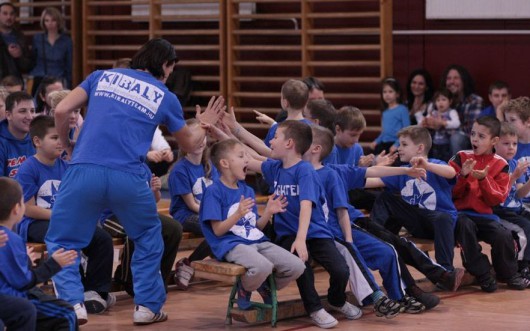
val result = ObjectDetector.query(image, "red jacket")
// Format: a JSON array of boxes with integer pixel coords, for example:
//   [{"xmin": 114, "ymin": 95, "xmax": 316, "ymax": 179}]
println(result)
[{"xmin": 448, "ymin": 150, "xmax": 510, "ymax": 214}]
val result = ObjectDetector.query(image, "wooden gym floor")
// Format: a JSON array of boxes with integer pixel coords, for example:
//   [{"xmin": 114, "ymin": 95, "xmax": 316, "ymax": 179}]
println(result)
[{"xmin": 85, "ymin": 244, "xmax": 530, "ymax": 331}]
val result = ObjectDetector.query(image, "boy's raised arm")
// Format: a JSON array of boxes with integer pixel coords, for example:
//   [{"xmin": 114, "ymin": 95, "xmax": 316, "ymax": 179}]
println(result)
[
  {"xmin": 410, "ymin": 156, "xmax": 456, "ymax": 179},
  {"xmin": 222, "ymin": 107, "xmax": 272, "ymax": 157},
  {"xmin": 24, "ymin": 197, "xmax": 51, "ymax": 220}
]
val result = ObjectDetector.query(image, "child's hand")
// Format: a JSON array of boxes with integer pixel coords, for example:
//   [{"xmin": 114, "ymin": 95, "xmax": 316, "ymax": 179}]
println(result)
[
  {"xmin": 52, "ymin": 248, "xmax": 78, "ymax": 268},
  {"xmin": 369, "ymin": 141, "xmax": 377, "ymax": 151},
  {"xmin": 253, "ymin": 110, "xmax": 275, "ymax": 126},
  {"xmin": 406, "ymin": 166, "xmax": 427, "ymax": 180},
  {"xmin": 460, "ymin": 159, "xmax": 476, "ymax": 177},
  {"xmin": 291, "ymin": 238, "xmax": 308, "ymax": 262},
  {"xmin": 410, "ymin": 156, "xmax": 428, "ymax": 169},
  {"xmin": 265, "ymin": 195, "xmax": 288, "ymax": 215},
  {"xmin": 0, "ymin": 230, "xmax": 7, "ymax": 247},
  {"xmin": 374, "ymin": 150, "xmax": 397, "ymax": 166},
  {"xmin": 26, "ymin": 246, "xmax": 39, "ymax": 267},
  {"xmin": 513, "ymin": 160, "xmax": 530, "ymax": 180},
  {"xmin": 237, "ymin": 195, "xmax": 255, "ymax": 219},
  {"xmin": 358, "ymin": 154, "xmax": 374, "ymax": 167},
  {"xmin": 471, "ymin": 165, "xmax": 489, "ymax": 181},
  {"xmin": 196, "ymin": 96, "xmax": 226, "ymax": 125},
  {"xmin": 204, "ymin": 121, "xmax": 231, "ymax": 142},
  {"xmin": 160, "ymin": 149, "xmax": 174, "ymax": 163},
  {"xmin": 150, "ymin": 175, "xmax": 162, "ymax": 192},
  {"xmin": 389, "ymin": 145, "xmax": 398, "ymax": 154},
  {"xmin": 147, "ymin": 150, "xmax": 164, "ymax": 163},
  {"xmin": 221, "ymin": 106, "xmax": 239, "ymax": 132}
]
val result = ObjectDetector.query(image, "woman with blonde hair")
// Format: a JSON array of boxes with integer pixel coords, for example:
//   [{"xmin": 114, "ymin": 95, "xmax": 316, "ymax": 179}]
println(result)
[{"xmin": 30, "ymin": 7, "xmax": 72, "ymax": 94}]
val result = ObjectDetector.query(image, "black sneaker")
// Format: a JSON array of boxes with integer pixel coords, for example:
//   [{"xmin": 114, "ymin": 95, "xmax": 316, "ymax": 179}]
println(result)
[
  {"xmin": 406, "ymin": 285, "xmax": 440, "ymax": 310},
  {"xmin": 373, "ymin": 296, "xmax": 402, "ymax": 319},
  {"xmin": 520, "ymin": 267, "xmax": 530, "ymax": 281},
  {"xmin": 478, "ymin": 274, "xmax": 497, "ymax": 293},
  {"xmin": 399, "ymin": 295, "xmax": 426, "ymax": 314},
  {"xmin": 438, "ymin": 268, "xmax": 465, "ymax": 291},
  {"xmin": 506, "ymin": 273, "xmax": 530, "ymax": 290}
]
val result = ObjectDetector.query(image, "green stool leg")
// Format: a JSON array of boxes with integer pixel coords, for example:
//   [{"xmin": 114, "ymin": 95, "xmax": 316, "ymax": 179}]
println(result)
[
  {"xmin": 268, "ymin": 274, "xmax": 278, "ymax": 327},
  {"xmin": 225, "ymin": 275, "xmax": 240, "ymax": 325}
]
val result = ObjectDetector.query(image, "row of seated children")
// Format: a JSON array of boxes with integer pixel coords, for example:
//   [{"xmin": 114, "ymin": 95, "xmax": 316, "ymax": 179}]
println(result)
[{"xmin": 195, "ymin": 81, "xmax": 462, "ymax": 326}]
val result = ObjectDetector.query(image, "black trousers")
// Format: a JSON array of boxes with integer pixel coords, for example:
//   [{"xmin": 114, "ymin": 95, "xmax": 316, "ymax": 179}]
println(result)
[
  {"xmin": 493, "ymin": 207, "xmax": 530, "ymax": 262},
  {"xmin": 275, "ymin": 236, "xmax": 349, "ymax": 314},
  {"xmin": 455, "ymin": 213, "xmax": 517, "ymax": 280},
  {"xmin": 0, "ymin": 293, "xmax": 36, "ymax": 331}
]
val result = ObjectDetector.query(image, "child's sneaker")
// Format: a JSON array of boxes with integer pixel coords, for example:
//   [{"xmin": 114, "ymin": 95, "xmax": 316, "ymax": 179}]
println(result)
[
  {"xmin": 373, "ymin": 296, "xmax": 402, "ymax": 319},
  {"xmin": 477, "ymin": 274, "xmax": 497, "ymax": 293},
  {"xmin": 309, "ymin": 308, "xmax": 338, "ymax": 329},
  {"xmin": 106, "ymin": 293, "xmax": 116, "ymax": 310},
  {"xmin": 438, "ymin": 267, "xmax": 465, "ymax": 291},
  {"xmin": 74, "ymin": 303, "xmax": 88, "ymax": 325},
  {"xmin": 256, "ymin": 281, "xmax": 272, "ymax": 305},
  {"xmin": 84, "ymin": 290, "xmax": 107, "ymax": 314},
  {"xmin": 399, "ymin": 295, "xmax": 425, "ymax": 314},
  {"xmin": 406, "ymin": 285, "xmax": 440, "ymax": 310},
  {"xmin": 328, "ymin": 301, "xmax": 362, "ymax": 320},
  {"xmin": 236, "ymin": 280, "xmax": 252, "ymax": 310},
  {"xmin": 174, "ymin": 258, "xmax": 194, "ymax": 290},
  {"xmin": 505, "ymin": 273, "xmax": 530, "ymax": 290},
  {"xmin": 133, "ymin": 305, "xmax": 168, "ymax": 325}
]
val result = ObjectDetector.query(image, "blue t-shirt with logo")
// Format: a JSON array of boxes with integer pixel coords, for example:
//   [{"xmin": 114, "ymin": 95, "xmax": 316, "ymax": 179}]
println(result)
[
  {"xmin": 200, "ymin": 179, "xmax": 268, "ymax": 260},
  {"xmin": 261, "ymin": 159, "xmax": 333, "ymax": 240},
  {"xmin": 15, "ymin": 156, "xmax": 68, "ymax": 241},
  {"xmin": 381, "ymin": 159, "xmax": 457, "ymax": 223},
  {"xmin": 169, "ymin": 158, "xmax": 218, "ymax": 222},
  {"xmin": 74, "ymin": 68, "xmax": 185, "ymax": 174}
]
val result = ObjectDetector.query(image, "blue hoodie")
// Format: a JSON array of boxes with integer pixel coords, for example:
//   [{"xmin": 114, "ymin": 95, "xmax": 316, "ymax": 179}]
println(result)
[{"xmin": 0, "ymin": 120, "xmax": 35, "ymax": 177}]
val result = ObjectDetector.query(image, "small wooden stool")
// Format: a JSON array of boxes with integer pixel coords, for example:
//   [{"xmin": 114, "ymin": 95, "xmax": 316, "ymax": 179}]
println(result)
[{"xmin": 191, "ymin": 259, "xmax": 279, "ymax": 327}]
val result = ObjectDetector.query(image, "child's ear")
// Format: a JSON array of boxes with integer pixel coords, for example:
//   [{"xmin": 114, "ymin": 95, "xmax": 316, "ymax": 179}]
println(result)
[
  {"xmin": 335, "ymin": 125, "xmax": 341, "ymax": 134},
  {"xmin": 491, "ymin": 136, "xmax": 500, "ymax": 146},
  {"xmin": 285, "ymin": 138, "xmax": 294, "ymax": 150},
  {"xmin": 32, "ymin": 136, "xmax": 40, "ymax": 148},
  {"xmin": 219, "ymin": 158, "xmax": 229, "ymax": 169},
  {"xmin": 417, "ymin": 143, "xmax": 425, "ymax": 154}
]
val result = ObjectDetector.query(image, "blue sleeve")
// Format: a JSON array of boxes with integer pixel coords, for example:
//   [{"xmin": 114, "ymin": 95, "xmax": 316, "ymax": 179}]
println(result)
[
  {"xmin": 161, "ymin": 93, "xmax": 185, "ymax": 134},
  {"xmin": 79, "ymin": 70, "xmax": 98, "ymax": 95},
  {"xmin": 261, "ymin": 159, "xmax": 279, "ymax": 186},
  {"xmin": 264, "ymin": 124, "xmax": 277, "ymax": 147},
  {"xmin": 328, "ymin": 170, "xmax": 349, "ymax": 209},
  {"xmin": 381, "ymin": 175, "xmax": 402, "ymax": 192},
  {"xmin": 0, "ymin": 235, "xmax": 33, "ymax": 290},
  {"xmin": 15, "ymin": 161, "xmax": 39, "ymax": 203},
  {"xmin": 168, "ymin": 162, "xmax": 192, "ymax": 196},
  {"xmin": 199, "ymin": 186, "xmax": 223, "ymax": 222},
  {"xmin": 297, "ymin": 164, "xmax": 320, "ymax": 204}
]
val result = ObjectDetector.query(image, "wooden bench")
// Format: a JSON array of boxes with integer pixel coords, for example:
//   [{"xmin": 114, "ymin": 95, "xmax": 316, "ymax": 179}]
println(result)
[
  {"xmin": 191, "ymin": 259, "xmax": 279, "ymax": 326},
  {"xmin": 179, "ymin": 232, "xmax": 204, "ymax": 251}
]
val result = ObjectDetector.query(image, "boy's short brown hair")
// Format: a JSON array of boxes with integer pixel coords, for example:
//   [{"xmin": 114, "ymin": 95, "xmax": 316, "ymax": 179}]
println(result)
[
  {"xmin": 499, "ymin": 122, "xmax": 518, "ymax": 138},
  {"xmin": 504, "ymin": 96, "xmax": 530, "ymax": 122},
  {"xmin": 397, "ymin": 125, "xmax": 432, "ymax": 153},
  {"xmin": 335, "ymin": 106, "xmax": 366, "ymax": 131},
  {"xmin": 209, "ymin": 139, "xmax": 243, "ymax": 170},
  {"xmin": 476, "ymin": 115, "xmax": 501, "ymax": 137},
  {"xmin": 311, "ymin": 125, "xmax": 334, "ymax": 161},
  {"xmin": 281, "ymin": 79, "xmax": 309, "ymax": 110},
  {"xmin": 306, "ymin": 99, "xmax": 336, "ymax": 132},
  {"xmin": 277, "ymin": 120, "xmax": 312, "ymax": 156},
  {"xmin": 30, "ymin": 116, "xmax": 55, "ymax": 146},
  {"xmin": 0, "ymin": 177, "xmax": 22, "ymax": 222}
]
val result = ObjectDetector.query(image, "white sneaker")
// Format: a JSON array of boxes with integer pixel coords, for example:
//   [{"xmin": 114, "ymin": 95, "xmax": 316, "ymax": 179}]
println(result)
[
  {"xmin": 309, "ymin": 308, "xmax": 338, "ymax": 329},
  {"xmin": 74, "ymin": 303, "xmax": 88, "ymax": 325},
  {"xmin": 84, "ymin": 291, "xmax": 107, "ymax": 314},
  {"xmin": 329, "ymin": 301, "xmax": 362, "ymax": 320},
  {"xmin": 106, "ymin": 293, "xmax": 116, "ymax": 310},
  {"xmin": 133, "ymin": 305, "xmax": 168, "ymax": 325}
]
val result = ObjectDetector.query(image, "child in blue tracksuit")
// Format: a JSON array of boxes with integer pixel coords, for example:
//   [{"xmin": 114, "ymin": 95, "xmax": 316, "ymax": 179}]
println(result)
[
  {"xmin": 43, "ymin": 38, "xmax": 225, "ymax": 325},
  {"xmin": 0, "ymin": 177, "xmax": 78, "ymax": 331},
  {"xmin": 0, "ymin": 91, "xmax": 36, "ymax": 177},
  {"xmin": 15, "ymin": 116, "xmax": 114, "ymax": 321},
  {"xmin": 200, "ymin": 139, "xmax": 305, "ymax": 310}
]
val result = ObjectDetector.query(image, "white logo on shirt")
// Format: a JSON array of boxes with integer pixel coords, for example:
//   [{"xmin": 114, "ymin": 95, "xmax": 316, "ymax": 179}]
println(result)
[
  {"xmin": 192, "ymin": 177, "xmax": 213, "ymax": 202},
  {"xmin": 401, "ymin": 179, "xmax": 437, "ymax": 210},
  {"xmin": 227, "ymin": 203, "xmax": 264, "ymax": 240},
  {"xmin": 94, "ymin": 71, "xmax": 165, "ymax": 119},
  {"xmin": 36, "ymin": 180, "xmax": 61, "ymax": 209}
]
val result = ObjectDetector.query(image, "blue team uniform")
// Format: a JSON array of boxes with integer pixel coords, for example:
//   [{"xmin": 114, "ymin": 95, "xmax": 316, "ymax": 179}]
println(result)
[
  {"xmin": 200, "ymin": 179, "xmax": 268, "ymax": 260},
  {"xmin": 44, "ymin": 68, "xmax": 186, "ymax": 313},
  {"xmin": 15, "ymin": 156, "xmax": 68, "ymax": 241},
  {"xmin": 515, "ymin": 142, "xmax": 530, "ymax": 204},
  {"xmin": 0, "ymin": 120, "xmax": 35, "ymax": 178},
  {"xmin": 169, "ymin": 158, "xmax": 218, "ymax": 223},
  {"xmin": 328, "ymin": 144, "xmax": 364, "ymax": 166},
  {"xmin": 261, "ymin": 159, "xmax": 333, "ymax": 240}
]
